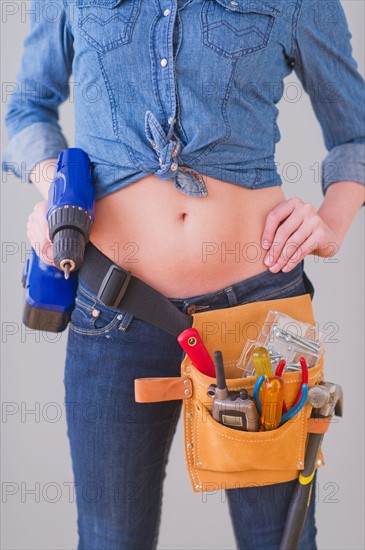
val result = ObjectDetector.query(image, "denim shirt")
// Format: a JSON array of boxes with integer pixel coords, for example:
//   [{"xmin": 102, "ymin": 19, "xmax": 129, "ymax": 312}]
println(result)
[{"xmin": 2, "ymin": 0, "xmax": 365, "ymax": 199}]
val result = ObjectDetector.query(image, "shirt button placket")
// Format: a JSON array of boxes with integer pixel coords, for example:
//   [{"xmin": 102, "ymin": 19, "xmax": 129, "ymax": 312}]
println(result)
[{"xmin": 156, "ymin": 3, "xmax": 178, "ymax": 174}]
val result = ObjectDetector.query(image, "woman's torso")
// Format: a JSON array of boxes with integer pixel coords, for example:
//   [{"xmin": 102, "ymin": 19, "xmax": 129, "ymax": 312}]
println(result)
[
  {"xmin": 71, "ymin": 1, "xmax": 288, "ymax": 295},
  {"xmin": 90, "ymin": 175, "xmax": 285, "ymax": 298}
]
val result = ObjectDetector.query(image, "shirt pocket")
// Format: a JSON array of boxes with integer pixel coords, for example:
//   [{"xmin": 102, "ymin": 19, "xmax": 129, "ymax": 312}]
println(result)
[
  {"xmin": 201, "ymin": 0, "xmax": 279, "ymax": 59},
  {"xmin": 76, "ymin": 0, "xmax": 141, "ymax": 54}
]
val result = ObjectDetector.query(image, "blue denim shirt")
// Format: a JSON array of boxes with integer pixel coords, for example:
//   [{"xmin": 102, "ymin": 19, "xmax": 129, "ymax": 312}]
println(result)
[{"xmin": 2, "ymin": 0, "xmax": 365, "ymax": 199}]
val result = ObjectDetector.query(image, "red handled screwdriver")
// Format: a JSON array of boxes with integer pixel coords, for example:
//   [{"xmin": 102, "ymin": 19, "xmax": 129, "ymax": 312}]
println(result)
[{"xmin": 177, "ymin": 328, "xmax": 216, "ymax": 377}]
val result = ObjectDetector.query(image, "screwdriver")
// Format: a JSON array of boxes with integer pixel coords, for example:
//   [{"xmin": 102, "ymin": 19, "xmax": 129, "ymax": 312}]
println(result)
[
  {"xmin": 252, "ymin": 347, "xmax": 273, "ymax": 378},
  {"xmin": 252, "ymin": 347, "xmax": 273, "ymax": 405},
  {"xmin": 177, "ymin": 328, "xmax": 216, "ymax": 377},
  {"xmin": 260, "ymin": 376, "xmax": 284, "ymax": 431}
]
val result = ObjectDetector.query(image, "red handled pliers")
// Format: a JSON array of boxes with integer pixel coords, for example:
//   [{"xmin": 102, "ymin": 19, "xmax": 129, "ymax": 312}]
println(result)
[{"xmin": 275, "ymin": 357, "xmax": 309, "ymax": 413}]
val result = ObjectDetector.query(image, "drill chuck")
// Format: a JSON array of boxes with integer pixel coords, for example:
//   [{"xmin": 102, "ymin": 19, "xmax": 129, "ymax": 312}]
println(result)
[
  {"xmin": 48, "ymin": 205, "xmax": 93, "ymax": 275},
  {"xmin": 52, "ymin": 228, "xmax": 85, "ymax": 274}
]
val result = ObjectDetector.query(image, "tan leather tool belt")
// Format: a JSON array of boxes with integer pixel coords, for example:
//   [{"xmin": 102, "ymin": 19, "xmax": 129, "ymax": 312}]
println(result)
[{"xmin": 135, "ymin": 294, "xmax": 327, "ymax": 493}]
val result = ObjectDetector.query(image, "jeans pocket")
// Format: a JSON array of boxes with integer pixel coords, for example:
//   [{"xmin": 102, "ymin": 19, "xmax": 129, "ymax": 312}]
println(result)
[
  {"xmin": 76, "ymin": 0, "xmax": 141, "ymax": 54},
  {"xmin": 201, "ymin": 0, "xmax": 278, "ymax": 59},
  {"xmin": 69, "ymin": 278, "xmax": 133, "ymax": 336}
]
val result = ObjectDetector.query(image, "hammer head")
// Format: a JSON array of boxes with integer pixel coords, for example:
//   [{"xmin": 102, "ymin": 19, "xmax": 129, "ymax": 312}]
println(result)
[
  {"xmin": 308, "ymin": 385, "xmax": 330, "ymax": 409},
  {"xmin": 314, "ymin": 381, "xmax": 343, "ymax": 418}
]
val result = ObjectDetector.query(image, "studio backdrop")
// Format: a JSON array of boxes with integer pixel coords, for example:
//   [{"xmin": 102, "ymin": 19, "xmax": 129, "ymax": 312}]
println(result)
[{"xmin": 1, "ymin": 1, "xmax": 364, "ymax": 549}]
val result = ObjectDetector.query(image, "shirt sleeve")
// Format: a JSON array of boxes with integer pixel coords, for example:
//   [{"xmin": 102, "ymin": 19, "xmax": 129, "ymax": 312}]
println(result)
[
  {"xmin": 2, "ymin": 0, "xmax": 74, "ymax": 183},
  {"xmin": 291, "ymin": 0, "xmax": 365, "ymax": 195}
]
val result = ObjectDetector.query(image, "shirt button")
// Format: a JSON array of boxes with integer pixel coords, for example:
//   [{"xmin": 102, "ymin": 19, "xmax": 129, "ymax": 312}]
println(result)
[
  {"xmin": 171, "ymin": 162, "xmax": 178, "ymax": 171},
  {"xmin": 160, "ymin": 58, "xmax": 168, "ymax": 67},
  {"xmin": 163, "ymin": 8, "xmax": 170, "ymax": 16}
]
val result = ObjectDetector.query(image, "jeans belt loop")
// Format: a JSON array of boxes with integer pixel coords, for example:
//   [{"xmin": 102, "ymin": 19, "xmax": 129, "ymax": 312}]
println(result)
[{"xmin": 97, "ymin": 264, "xmax": 132, "ymax": 308}]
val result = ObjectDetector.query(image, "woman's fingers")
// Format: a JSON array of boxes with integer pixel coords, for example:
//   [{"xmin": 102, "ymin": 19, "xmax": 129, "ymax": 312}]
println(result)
[
  {"xmin": 27, "ymin": 200, "xmax": 55, "ymax": 266},
  {"xmin": 261, "ymin": 198, "xmax": 340, "ymax": 272},
  {"xmin": 261, "ymin": 197, "xmax": 299, "ymax": 251},
  {"xmin": 267, "ymin": 223, "xmax": 314, "ymax": 273},
  {"xmin": 281, "ymin": 235, "xmax": 318, "ymax": 272},
  {"xmin": 263, "ymin": 198, "xmax": 313, "ymax": 268}
]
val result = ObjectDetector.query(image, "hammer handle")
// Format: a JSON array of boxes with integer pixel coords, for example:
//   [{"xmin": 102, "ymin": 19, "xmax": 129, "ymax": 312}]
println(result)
[{"xmin": 279, "ymin": 433, "xmax": 323, "ymax": 550}]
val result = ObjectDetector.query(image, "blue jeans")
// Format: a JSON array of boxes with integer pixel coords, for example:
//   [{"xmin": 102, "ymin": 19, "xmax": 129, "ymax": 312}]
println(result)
[{"xmin": 64, "ymin": 261, "xmax": 317, "ymax": 550}]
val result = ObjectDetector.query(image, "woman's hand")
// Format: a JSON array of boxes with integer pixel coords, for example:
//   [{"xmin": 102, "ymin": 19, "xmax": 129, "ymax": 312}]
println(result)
[
  {"xmin": 261, "ymin": 196, "xmax": 341, "ymax": 273},
  {"xmin": 27, "ymin": 200, "xmax": 55, "ymax": 266}
]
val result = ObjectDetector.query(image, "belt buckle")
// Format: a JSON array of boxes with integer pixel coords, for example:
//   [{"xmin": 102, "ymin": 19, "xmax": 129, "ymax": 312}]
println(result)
[{"xmin": 97, "ymin": 264, "xmax": 132, "ymax": 308}]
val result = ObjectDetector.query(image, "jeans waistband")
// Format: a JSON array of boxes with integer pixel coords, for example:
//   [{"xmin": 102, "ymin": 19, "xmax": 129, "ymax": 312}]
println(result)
[{"xmin": 168, "ymin": 261, "xmax": 314, "ymax": 314}]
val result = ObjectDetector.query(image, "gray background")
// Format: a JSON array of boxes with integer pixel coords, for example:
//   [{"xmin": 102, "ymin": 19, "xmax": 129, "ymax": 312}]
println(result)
[{"xmin": 1, "ymin": 2, "xmax": 364, "ymax": 548}]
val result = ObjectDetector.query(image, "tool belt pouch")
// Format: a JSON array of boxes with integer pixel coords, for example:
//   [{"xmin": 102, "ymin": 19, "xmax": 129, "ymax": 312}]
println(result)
[{"xmin": 135, "ymin": 294, "xmax": 326, "ymax": 493}]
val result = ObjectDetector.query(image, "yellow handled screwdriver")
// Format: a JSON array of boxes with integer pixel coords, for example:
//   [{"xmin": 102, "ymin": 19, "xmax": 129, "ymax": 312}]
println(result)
[
  {"xmin": 252, "ymin": 347, "xmax": 273, "ymax": 378},
  {"xmin": 260, "ymin": 376, "xmax": 284, "ymax": 431},
  {"xmin": 252, "ymin": 347, "xmax": 274, "ymax": 406}
]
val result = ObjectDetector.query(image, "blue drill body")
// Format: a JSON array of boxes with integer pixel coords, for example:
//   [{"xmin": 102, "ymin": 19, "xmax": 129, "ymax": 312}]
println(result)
[
  {"xmin": 22, "ymin": 148, "xmax": 95, "ymax": 332},
  {"xmin": 47, "ymin": 148, "xmax": 95, "ymax": 226}
]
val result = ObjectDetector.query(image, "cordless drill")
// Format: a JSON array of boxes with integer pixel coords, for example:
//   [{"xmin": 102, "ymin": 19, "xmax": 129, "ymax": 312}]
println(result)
[{"xmin": 22, "ymin": 148, "xmax": 95, "ymax": 332}]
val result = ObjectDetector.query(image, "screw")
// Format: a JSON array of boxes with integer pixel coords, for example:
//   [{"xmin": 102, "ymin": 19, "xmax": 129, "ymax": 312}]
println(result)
[{"xmin": 276, "ymin": 328, "xmax": 320, "ymax": 353}]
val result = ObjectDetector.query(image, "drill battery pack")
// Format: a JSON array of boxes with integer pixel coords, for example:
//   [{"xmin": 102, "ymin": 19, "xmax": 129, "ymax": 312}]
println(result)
[{"xmin": 22, "ymin": 249, "xmax": 78, "ymax": 332}]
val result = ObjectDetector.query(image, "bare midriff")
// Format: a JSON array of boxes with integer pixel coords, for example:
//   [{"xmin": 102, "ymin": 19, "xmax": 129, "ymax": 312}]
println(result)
[{"xmin": 89, "ymin": 174, "xmax": 286, "ymax": 299}]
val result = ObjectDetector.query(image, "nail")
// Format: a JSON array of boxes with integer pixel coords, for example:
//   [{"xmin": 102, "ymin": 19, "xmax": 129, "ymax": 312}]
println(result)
[
  {"xmin": 264, "ymin": 256, "xmax": 272, "ymax": 266},
  {"xmin": 269, "ymin": 263, "xmax": 280, "ymax": 272},
  {"xmin": 262, "ymin": 240, "xmax": 270, "ymax": 250}
]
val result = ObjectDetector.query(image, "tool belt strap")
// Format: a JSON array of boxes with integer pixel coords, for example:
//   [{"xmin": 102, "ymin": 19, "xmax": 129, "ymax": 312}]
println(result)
[
  {"xmin": 306, "ymin": 417, "xmax": 331, "ymax": 434},
  {"xmin": 79, "ymin": 243, "xmax": 192, "ymax": 337},
  {"xmin": 134, "ymin": 377, "xmax": 192, "ymax": 402}
]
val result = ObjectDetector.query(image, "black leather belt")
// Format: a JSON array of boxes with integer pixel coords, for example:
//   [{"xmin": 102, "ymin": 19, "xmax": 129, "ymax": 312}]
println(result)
[{"xmin": 79, "ymin": 243, "xmax": 193, "ymax": 337}]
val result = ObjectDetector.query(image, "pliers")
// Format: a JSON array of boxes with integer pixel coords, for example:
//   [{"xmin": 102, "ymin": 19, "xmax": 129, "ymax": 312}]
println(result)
[
  {"xmin": 253, "ymin": 357, "xmax": 309, "ymax": 426},
  {"xmin": 275, "ymin": 357, "xmax": 308, "ymax": 413}
]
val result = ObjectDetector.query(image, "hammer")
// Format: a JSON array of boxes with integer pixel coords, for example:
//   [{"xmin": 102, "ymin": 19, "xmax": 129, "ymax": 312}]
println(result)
[{"xmin": 279, "ymin": 382, "xmax": 343, "ymax": 550}]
